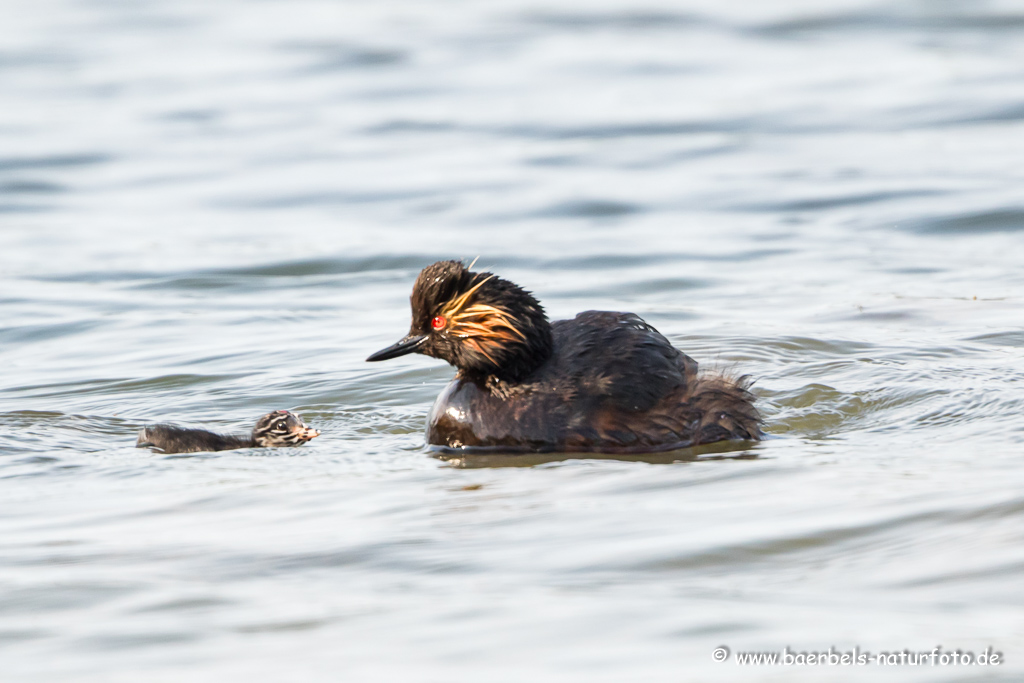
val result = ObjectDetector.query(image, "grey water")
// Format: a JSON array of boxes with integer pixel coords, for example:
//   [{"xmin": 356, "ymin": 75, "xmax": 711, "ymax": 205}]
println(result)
[{"xmin": 1, "ymin": 0, "xmax": 1023, "ymax": 680}]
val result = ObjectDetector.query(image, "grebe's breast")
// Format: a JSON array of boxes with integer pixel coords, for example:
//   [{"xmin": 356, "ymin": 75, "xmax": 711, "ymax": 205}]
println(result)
[{"xmin": 426, "ymin": 377, "xmax": 570, "ymax": 452}]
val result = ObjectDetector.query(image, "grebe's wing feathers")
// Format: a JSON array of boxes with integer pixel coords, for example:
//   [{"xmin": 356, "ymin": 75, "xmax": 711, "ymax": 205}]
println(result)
[
  {"xmin": 549, "ymin": 311, "xmax": 697, "ymax": 413},
  {"xmin": 545, "ymin": 311, "xmax": 759, "ymax": 449}
]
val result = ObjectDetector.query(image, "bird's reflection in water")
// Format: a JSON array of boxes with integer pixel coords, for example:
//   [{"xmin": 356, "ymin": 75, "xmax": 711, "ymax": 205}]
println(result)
[{"xmin": 431, "ymin": 440, "xmax": 762, "ymax": 468}]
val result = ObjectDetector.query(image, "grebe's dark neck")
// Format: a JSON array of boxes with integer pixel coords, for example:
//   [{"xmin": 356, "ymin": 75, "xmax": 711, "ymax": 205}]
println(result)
[{"xmin": 458, "ymin": 308, "xmax": 553, "ymax": 385}]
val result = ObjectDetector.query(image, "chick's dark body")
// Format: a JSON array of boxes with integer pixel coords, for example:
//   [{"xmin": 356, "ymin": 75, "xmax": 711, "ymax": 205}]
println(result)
[
  {"xmin": 136, "ymin": 425, "xmax": 253, "ymax": 454},
  {"xmin": 428, "ymin": 311, "xmax": 759, "ymax": 453}
]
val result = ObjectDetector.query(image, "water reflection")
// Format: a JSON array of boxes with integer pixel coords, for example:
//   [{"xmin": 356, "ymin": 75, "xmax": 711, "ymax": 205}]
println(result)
[{"xmin": 433, "ymin": 441, "xmax": 763, "ymax": 468}]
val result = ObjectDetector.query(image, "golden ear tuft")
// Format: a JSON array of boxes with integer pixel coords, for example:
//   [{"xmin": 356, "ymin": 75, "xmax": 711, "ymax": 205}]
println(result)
[
  {"xmin": 440, "ymin": 274, "xmax": 495, "ymax": 319},
  {"xmin": 438, "ymin": 274, "xmax": 528, "ymax": 357},
  {"xmin": 455, "ymin": 304, "xmax": 527, "ymax": 342}
]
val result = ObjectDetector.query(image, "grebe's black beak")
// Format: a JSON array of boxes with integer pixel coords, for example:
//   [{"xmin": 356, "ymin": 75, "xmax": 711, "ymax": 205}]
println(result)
[{"xmin": 366, "ymin": 334, "xmax": 427, "ymax": 362}]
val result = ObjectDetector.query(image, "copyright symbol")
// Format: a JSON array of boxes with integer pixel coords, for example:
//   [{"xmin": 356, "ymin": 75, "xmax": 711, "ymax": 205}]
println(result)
[{"xmin": 713, "ymin": 646, "xmax": 730, "ymax": 662}]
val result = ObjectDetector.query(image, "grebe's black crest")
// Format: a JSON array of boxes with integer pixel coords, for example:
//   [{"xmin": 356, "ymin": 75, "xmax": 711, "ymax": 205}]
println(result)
[
  {"xmin": 367, "ymin": 260, "xmax": 553, "ymax": 383},
  {"xmin": 367, "ymin": 260, "xmax": 762, "ymax": 454},
  {"xmin": 137, "ymin": 410, "xmax": 320, "ymax": 454}
]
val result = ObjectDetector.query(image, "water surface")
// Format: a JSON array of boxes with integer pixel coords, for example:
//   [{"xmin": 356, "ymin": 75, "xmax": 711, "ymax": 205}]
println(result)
[{"xmin": 1, "ymin": 0, "xmax": 1023, "ymax": 680}]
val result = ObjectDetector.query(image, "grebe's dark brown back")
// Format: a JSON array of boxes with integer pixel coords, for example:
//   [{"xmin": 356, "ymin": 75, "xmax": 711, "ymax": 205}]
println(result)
[{"xmin": 367, "ymin": 261, "xmax": 761, "ymax": 453}]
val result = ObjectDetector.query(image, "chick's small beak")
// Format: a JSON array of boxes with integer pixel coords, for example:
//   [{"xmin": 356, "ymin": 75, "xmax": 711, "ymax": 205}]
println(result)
[
  {"xmin": 366, "ymin": 333, "xmax": 427, "ymax": 362},
  {"xmin": 300, "ymin": 427, "xmax": 321, "ymax": 441}
]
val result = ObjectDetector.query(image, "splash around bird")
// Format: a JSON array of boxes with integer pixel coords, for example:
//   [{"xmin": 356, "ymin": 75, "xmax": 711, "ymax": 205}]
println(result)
[{"xmin": 368, "ymin": 260, "xmax": 762, "ymax": 454}]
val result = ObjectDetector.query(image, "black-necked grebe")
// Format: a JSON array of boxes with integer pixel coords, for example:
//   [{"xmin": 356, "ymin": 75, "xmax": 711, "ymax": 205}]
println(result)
[
  {"xmin": 136, "ymin": 410, "xmax": 320, "ymax": 454},
  {"xmin": 367, "ymin": 260, "xmax": 762, "ymax": 453}
]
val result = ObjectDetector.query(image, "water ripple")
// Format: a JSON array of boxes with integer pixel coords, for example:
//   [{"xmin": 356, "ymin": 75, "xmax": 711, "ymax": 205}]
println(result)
[{"xmin": 910, "ymin": 209, "xmax": 1024, "ymax": 235}]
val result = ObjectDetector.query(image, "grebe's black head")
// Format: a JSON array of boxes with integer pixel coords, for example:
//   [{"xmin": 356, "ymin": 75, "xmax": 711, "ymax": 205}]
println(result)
[
  {"xmin": 252, "ymin": 410, "xmax": 320, "ymax": 447},
  {"xmin": 367, "ymin": 260, "xmax": 553, "ymax": 383}
]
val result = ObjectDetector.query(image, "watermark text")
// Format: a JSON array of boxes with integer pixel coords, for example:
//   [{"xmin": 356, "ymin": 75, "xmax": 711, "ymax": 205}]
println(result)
[{"xmin": 712, "ymin": 645, "xmax": 1003, "ymax": 667}]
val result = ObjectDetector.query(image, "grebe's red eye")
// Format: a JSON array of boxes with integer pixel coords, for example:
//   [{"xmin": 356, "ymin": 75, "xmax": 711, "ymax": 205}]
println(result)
[{"xmin": 431, "ymin": 316, "xmax": 446, "ymax": 330}]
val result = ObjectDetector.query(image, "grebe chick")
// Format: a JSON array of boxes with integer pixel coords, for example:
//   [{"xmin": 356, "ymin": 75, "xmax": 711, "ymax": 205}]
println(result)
[
  {"xmin": 136, "ymin": 410, "xmax": 320, "ymax": 454},
  {"xmin": 367, "ymin": 260, "xmax": 762, "ymax": 454}
]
